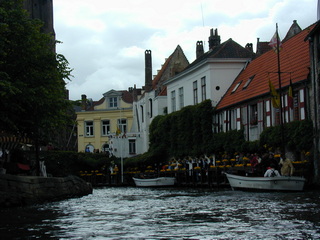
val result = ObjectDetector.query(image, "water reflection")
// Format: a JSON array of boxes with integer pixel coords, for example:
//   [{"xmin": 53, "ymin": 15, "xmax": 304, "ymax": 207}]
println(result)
[{"xmin": 1, "ymin": 187, "xmax": 320, "ymax": 239}]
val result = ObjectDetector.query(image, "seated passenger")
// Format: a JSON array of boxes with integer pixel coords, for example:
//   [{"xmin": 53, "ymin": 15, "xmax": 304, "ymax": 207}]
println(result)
[{"xmin": 264, "ymin": 164, "xmax": 280, "ymax": 177}]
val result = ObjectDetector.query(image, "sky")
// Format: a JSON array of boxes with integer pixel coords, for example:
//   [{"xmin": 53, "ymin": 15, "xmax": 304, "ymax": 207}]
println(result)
[{"xmin": 53, "ymin": 0, "xmax": 318, "ymax": 101}]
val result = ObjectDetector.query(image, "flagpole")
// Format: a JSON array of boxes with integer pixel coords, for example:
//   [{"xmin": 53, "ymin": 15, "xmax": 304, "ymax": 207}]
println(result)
[
  {"xmin": 120, "ymin": 105, "xmax": 123, "ymax": 184},
  {"xmin": 276, "ymin": 23, "xmax": 285, "ymax": 155}
]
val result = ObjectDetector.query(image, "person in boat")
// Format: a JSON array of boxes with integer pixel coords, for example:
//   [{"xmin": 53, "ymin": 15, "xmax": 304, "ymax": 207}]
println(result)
[
  {"xmin": 280, "ymin": 157, "xmax": 295, "ymax": 176},
  {"xmin": 250, "ymin": 153, "xmax": 259, "ymax": 173},
  {"xmin": 264, "ymin": 164, "xmax": 281, "ymax": 177},
  {"xmin": 139, "ymin": 173, "xmax": 145, "ymax": 179}
]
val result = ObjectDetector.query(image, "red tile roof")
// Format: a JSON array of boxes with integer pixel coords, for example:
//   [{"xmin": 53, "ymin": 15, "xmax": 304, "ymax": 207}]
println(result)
[
  {"xmin": 216, "ymin": 23, "xmax": 315, "ymax": 110},
  {"xmin": 120, "ymin": 90, "xmax": 134, "ymax": 103},
  {"xmin": 152, "ymin": 54, "xmax": 173, "ymax": 90}
]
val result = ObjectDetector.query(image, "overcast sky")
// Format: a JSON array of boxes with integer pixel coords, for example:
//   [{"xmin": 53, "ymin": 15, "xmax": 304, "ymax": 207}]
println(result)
[{"xmin": 53, "ymin": 0, "xmax": 317, "ymax": 101}]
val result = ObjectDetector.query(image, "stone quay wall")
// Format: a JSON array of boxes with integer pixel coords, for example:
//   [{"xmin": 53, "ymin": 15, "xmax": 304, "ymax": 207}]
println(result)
[{"xmin": 0, "ymin": 174, "xmax": 93, "ymax": 207}]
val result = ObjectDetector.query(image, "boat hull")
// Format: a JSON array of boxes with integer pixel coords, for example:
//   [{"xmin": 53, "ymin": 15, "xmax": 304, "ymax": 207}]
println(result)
[
  {"xmin": 225, "ymin": 173, "xmax": 305, "ymax": 191},
  {"xmin": 132, "ymin": 177, "xmax": 176, "ymax": 187}
]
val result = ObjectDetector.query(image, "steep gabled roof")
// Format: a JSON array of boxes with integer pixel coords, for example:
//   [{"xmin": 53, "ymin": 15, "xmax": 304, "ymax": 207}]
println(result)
[
  {"xmin": 152, "ymin": 54, "xmax": 173, "ymax": 90},
  {"xmin": 282, "ymin": 20, "xmax": 302, "ymax": 42},
  {"xmin": 186, "ymin": 38, "xmax": 255, "ymax": 70},
  {"xmin": 216, "ymin": 23, "xmax": 315, "ymax": 110},
  {"xmin": 150, "ymin": 45, "xmax": 189, "ymax": 96}
]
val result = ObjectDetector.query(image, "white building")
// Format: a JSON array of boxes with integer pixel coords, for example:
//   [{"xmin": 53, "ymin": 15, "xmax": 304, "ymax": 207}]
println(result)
[
  {"xmin": 131, "ymin": 47, "xmax": 189, "ymax": 153},
  {"xmin": 164, "ymin": 29, "xmax": 255, "ymax": 114}
]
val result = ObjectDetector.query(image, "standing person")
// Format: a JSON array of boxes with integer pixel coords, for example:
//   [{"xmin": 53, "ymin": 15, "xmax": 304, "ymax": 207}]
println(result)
[
  {"xmin": 280, "ymin": 158, "xmax": 295, "ymax": 176},
  {"xmin": 250, "ymin": 153, "xmax": 259, "ymax": 173}
]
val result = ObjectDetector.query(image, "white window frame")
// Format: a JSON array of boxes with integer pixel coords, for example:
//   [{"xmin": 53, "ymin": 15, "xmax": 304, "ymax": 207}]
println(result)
[
  {"xmin": 85, "ymin": 121, "xmax": 94, "ymax": 137},
  {"xmin": 250, "ymin": 104, "xmax": 258, "ymax": 126},
  {"xmin": 109, "ymin": 97, "xmax": 118, "ymax": 108},
  {"xmin": 193, "ymin": 81, "xmax": 198, "ymax": 105},
  {"xmin": 236, "ymin": 107, "xmax": 241, "ymax": 130},
  {"xmin": 265, "ymin": 100, "xmax": 271, "ymax": 127},
  {"xmin": 117, "ymin": 118, "xmax": 127, "ymax": 133},
  {"xmin": 101, "ymin": 120, "xmax": 110, "ymax": 136},
  {"xmin": 129, "ymin": 139, "xmax": 136, "ymax": 154},
  {"xmin": 201, "ymin": 76, "xmax": 206, "ymax": 101},
  {"xmin": 179, "ymin": 87, "xmax": 184, "ymax": 109},
  {"xmin": 171, "ymin": 90, "xmax": 176, "ymax": 112},
  {"xmin": 299, "ymin": 89, "xmax": 305, "ymax": 120}
]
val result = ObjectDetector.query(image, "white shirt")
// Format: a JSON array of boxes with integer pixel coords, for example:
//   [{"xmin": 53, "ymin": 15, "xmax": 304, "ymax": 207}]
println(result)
[{"xmin": 264, "ymin": 168, "xmax": 280, "ymax": 177}]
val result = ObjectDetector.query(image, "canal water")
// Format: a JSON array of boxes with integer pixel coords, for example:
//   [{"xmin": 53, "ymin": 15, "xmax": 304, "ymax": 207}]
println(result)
[{"xmin": 1, "ymin": 187, "xmax": 320, "ymax": 240}]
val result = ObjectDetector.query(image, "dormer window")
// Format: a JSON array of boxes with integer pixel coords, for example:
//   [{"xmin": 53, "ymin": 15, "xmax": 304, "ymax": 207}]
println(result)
[
  {"xmin": 243, "ymin": 75, "xmax": 255, "ymax": 89},
  {"xmin": 109, "ymin": 97, "xmax": 118, "ymax": 108},
  {"xmin": 231, "ymin": 81, "xmax": 242, "ymax": 93}
]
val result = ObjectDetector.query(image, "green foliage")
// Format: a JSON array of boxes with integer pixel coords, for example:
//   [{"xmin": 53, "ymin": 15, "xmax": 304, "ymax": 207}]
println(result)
[
  {"xmin": 259, "ymin": 125, "xmax": 282, "ymax": 149},
  {"xmin": 149, "ymin": 115, "xmax": 170, "ymax": 160},
  {"xmin": 285, "ymin": 120, "xmax": 313, "ymax": 152},
  {"xmin": 124, "ymin": 152, "xmax": 154, "ymax": 168},
  {"xmin": 259, "ymin": 120, "xmax": 313, "ymax": 152},
  {"xmin": 41, "ymin": 151, "xmax": 111, "ymax": 177},
  {"xmin": 0, "ymin": 0, "xmax": 73, "ymax": 145},
  {"xmin": 211, "ymin": 129, "xmax": 246, "ymax": 153},
  {"xmin": 148, "ymin": 100, "xmax": 213, "ymax": 159},
  {"xmin": 241, "ymin": 140, "xmax": 260, "ymax": 153},
  {"xmin": 176, "ymin": 106, "xmax": 194, "ymax": 156}
]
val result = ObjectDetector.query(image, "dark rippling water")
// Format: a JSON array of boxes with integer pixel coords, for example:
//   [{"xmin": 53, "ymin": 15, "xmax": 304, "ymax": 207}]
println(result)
[{"xmin": 1, "ymin": 187, "xmax": 320, "ymax": 240}]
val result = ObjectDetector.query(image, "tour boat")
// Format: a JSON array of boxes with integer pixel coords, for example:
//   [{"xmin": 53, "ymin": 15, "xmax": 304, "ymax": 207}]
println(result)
[
  {"xmin": 132, "ymin": 177, "xmax": 176, "ymax": 187},
  {"xmin": 225, "ymin": 173, "xmax": 306, "ymax": 191}
]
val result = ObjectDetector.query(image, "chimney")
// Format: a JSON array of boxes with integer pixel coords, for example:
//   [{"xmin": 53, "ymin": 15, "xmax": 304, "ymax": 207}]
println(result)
[
  {"xmin": 132, "ymin": 84, "xmax": 138, "ymax": 101},
  {"xmin": 256, "ymin": 38, "xmax": 261, "ymax": 55},
  {"xmin": 196, "ymin": 41, "xmax": 204, "ymax": 58},
  {"xmin": 245, "ymin": 43, "xmax": 253, "ymax": 52},
  {"xmin": 145, "ymin": 50, "xmax": 152, "ymax": 92},
  {"xmin": 81, "ymin": 94, "xmax": 87, "ymax": 111},
  {"xmin": 208, "ymin": 28, "xmax": 221, "ymax": 49}
]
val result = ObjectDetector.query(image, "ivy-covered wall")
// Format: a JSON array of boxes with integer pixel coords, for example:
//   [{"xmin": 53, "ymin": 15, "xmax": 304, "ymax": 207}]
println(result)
[
  {"xmin": 259, "ymin": 120, "xmax": 313, "ymax": 153},
  {"xmin": 147, "ymin": 100, "xmax": 314, "ymax": 162},
  {"xmin": 149, "ymin": 100, "xmax": 213, "ymax": 160}
]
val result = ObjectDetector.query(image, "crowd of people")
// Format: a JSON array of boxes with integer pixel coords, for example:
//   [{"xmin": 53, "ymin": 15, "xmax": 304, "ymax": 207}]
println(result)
[{"xmin": 163, "ymin": 151, "xmax": 295, "ymax": 178}]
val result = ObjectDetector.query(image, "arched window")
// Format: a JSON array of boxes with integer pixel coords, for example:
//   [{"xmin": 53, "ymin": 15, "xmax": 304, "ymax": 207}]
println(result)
[
  {"xmin": 85, "ymin": 144, "xmax": 94, "ymax": 153},
  {"xmin": 102, "ymin": 143, "xmax": 109, "ymax": 152}
]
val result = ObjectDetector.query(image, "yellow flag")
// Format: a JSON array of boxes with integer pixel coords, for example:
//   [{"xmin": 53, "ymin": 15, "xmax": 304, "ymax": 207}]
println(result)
[{"xmin": 269, "ymin": 79, "xmax": 280, "ymax": 108}]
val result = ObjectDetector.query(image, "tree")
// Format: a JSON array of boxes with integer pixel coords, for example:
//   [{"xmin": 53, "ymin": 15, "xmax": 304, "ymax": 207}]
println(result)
[{"xmin": 0, "ymin": 0, "xmax": 73, "ymax": 173}]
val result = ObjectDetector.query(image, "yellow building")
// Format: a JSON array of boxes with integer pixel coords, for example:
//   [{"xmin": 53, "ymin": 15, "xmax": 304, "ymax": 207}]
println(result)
[{"xmin": 76, "ymin": 88, "xmax": 142, "ymax": 156}]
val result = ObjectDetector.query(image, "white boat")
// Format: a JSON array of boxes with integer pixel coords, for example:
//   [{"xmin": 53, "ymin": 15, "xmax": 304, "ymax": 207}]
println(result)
[
  {"xmin": 225, "ymin": 173, "xmax": 306, "ymax": 191},
  {"xmin": 132, "ymin": 177, "xmax": 176, "ymax": 187}
]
